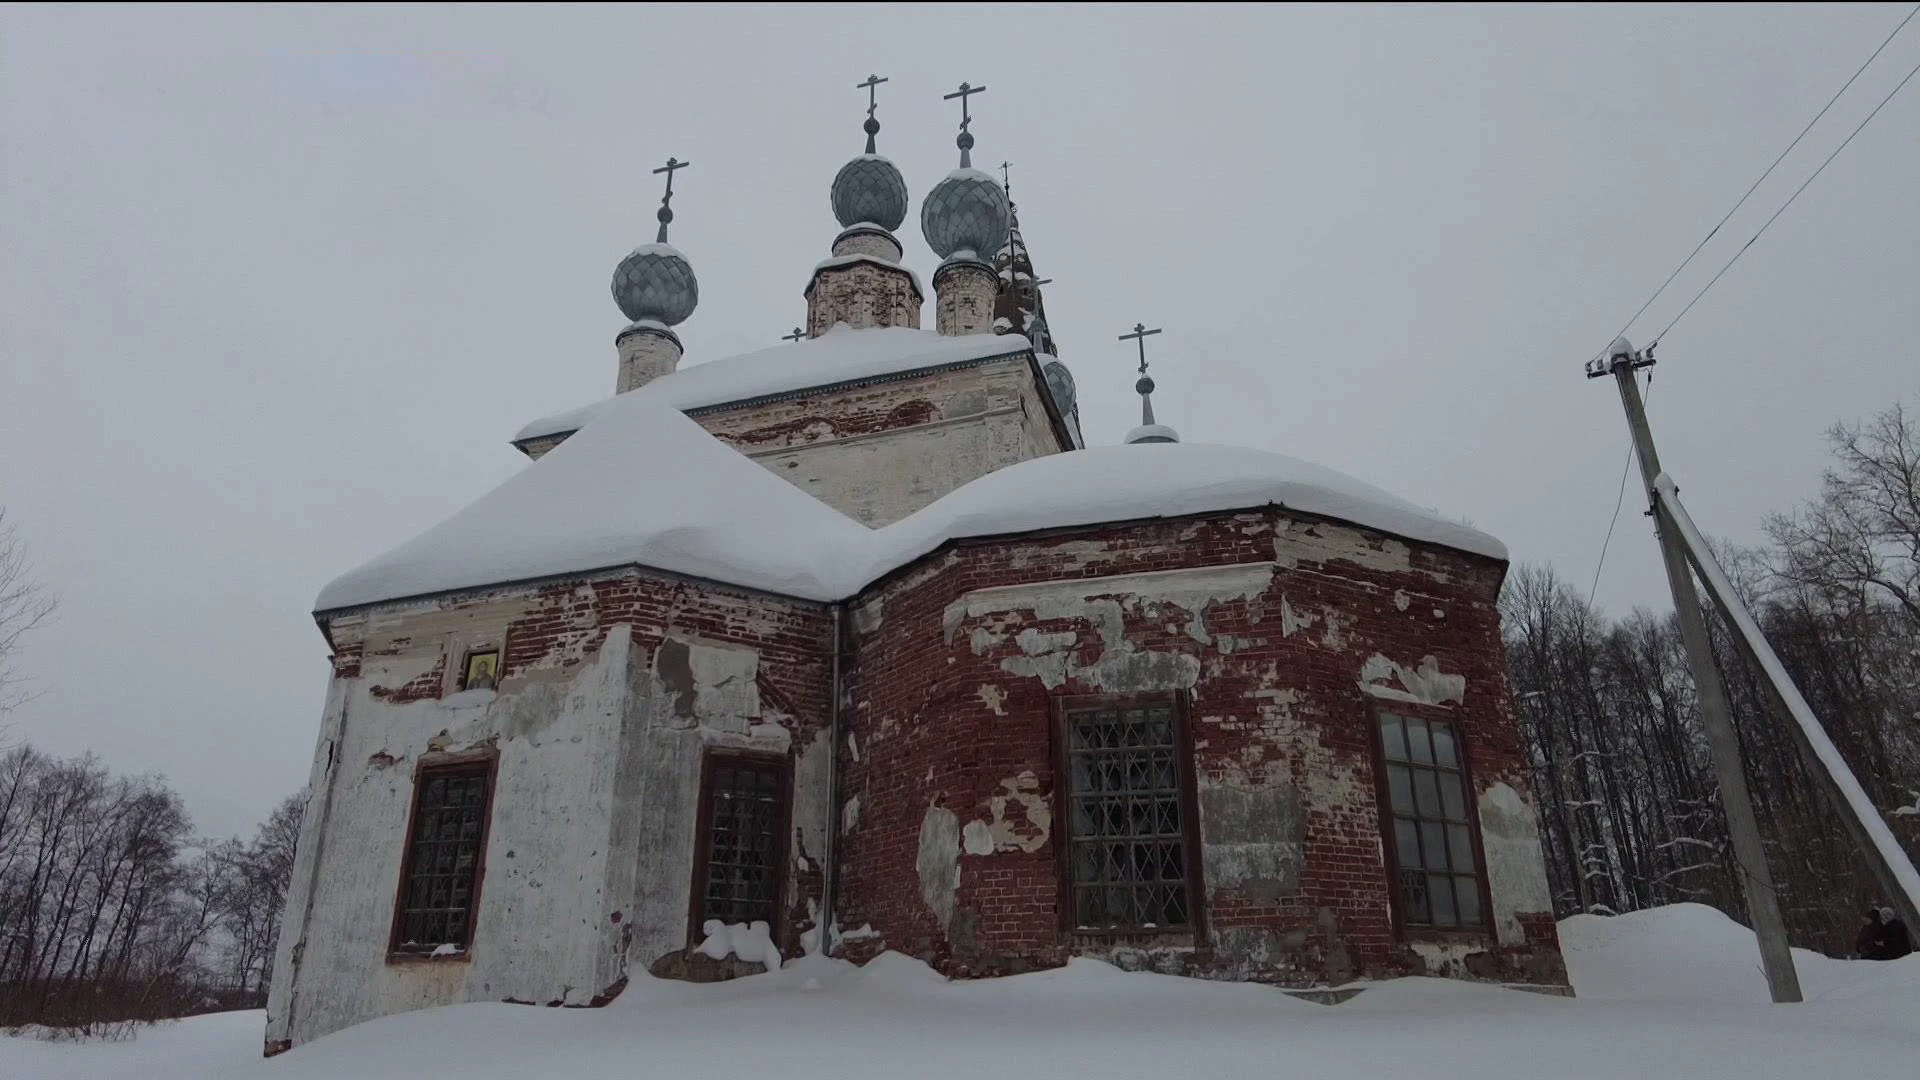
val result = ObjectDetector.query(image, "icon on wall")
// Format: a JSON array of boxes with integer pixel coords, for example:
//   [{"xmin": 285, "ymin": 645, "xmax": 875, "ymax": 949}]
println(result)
[{"xmin": 462, "ymin": 650, "xmax": 500, "ymax": 692}]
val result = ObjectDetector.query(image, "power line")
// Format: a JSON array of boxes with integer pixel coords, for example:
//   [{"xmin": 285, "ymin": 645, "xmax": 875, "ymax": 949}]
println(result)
[
  {"xmin": 1603, "ymin": 3, "xmax": 1919, "ymax": 356},
  {"xmin": 1587, "ymin": 374, "xmax": 1652, "ymax": 611},
  {"xmin": 1650, "ymin": 48, "xmax": 1920, "ymax": 347},
  {"xmin": 1583, "ymin": 7, "xmax": 1918, "ymax": 608}
]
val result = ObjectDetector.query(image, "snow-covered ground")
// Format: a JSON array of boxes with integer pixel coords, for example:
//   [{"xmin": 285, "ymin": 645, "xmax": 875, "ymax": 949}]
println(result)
[{"xmin": 6, "ymin": 904, "xmax": 1916, "ymax": 1080}]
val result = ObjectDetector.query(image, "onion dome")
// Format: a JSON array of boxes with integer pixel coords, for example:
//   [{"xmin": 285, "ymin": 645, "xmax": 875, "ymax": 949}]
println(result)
[
  {"xmin": 832, "ymin": 155, "xmax": 909, "ymax": 232},
  {"xmin": 922, "ymin": 168, "xmax": 1010, "ymax": 261},
  {"xmin": 1042, "ymin": 357, "xmax": 1076, "ymax": 416},
  {"xmin": 612, "ymin": 156, "xmax": 698, "ymax": 327},
  {"xmin": 832, "ymin": 76, "xmax": 910, "ymax": 232},
  {"xmin": 612, "ymin": 243, "xmax": 698, "ymax": 325},
  {"xmin": 922, "ymin": 81, "xmax": 1009, "ymax": 262}
]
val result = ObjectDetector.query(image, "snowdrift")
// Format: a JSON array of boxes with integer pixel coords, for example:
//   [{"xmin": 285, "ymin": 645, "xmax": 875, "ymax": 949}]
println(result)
[{"xmin": 6, "ymin": 904, "xmax": 1917, "ymax": 1080}]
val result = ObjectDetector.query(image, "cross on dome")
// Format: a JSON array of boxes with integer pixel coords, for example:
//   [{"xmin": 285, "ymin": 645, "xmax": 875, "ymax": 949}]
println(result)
[
  {"xmin": 651, "ymin": 156, "xmax": 690, "ymax": 243},
  {"xmin": 944, "ymin": 81, "xmax": 987, "ymax": 167}
]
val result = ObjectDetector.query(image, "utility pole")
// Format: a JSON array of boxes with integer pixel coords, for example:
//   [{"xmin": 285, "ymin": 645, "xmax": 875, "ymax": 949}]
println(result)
[{"xmin": 1589, "ymin": 337, "xmax": 1802, "ymax": 1003}]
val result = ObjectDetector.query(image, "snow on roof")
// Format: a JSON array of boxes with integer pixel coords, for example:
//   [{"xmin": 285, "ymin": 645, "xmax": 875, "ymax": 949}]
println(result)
[
  {"xmin": 316, "ymin": 396, "xmax": 874, "ymax": 612},
  {"xmin": 515, "ymin": 327, "xmax": 1034, "ymax": 444},
  {"xmin": 857, "ymin": 441, "xmax": 1507, "ymax": 584}
]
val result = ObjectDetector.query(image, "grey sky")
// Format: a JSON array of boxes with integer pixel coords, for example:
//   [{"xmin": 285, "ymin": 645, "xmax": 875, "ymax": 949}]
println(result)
[{"xmin": 3, "ymin": 4, "xmax": 1915, "ymax": 839}]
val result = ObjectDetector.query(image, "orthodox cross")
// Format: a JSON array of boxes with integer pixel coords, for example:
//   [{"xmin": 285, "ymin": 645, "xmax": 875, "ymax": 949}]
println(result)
[
  {"xmin": 651, "ymin": 156, "xmax": 690, "ymax": 243},
  {"xmin": 1119, "ymin": 322, "xmax": 1163, "ymax": 375},
  {"xmin": 858, "ymin": 74, "xmax": 888, "ymax": 119},
  {"xmin": 782, "ymin": 327, "xmax": 807, "ymax": 342},
  {"xmin": 858, "ymin": 73, "xmax": 888, "ymax": 153},
  {"xmin": 944, "ymin": 81, "xmax": 986, "ymax": 166},
  {"xmin": 999, "ymin": 160, "xmax": 1013, "ymax": 195}
]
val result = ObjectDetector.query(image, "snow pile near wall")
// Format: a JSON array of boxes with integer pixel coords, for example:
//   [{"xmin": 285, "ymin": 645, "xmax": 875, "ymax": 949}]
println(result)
[
  {"xmin": 9, "ymin": 904, "xmax": 1918, "ymax": 1080},
  {"xmin": 515, "ymin": 327, "xmax": 1033, "ymax": 442},
  {"xmin": 1559, "ymin": 901, "xmax": 1920, "ymax": 1009},
  {"xmin": 316, "ymin": 398, "xmax": 875, "ymax": 610},
  {"xmin": 695, "ymin": 920, "xmax": 783, "ymax": 970},
  {"xmin": 859, "ymin": 440, "xmax": 1508, "ymax": 583}
]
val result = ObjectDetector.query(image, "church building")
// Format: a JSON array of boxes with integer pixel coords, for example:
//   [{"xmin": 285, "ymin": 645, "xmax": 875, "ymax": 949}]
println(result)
[{"xmin": 264, "ymin": 80, "xmax": 1566, "ymax": 1054}]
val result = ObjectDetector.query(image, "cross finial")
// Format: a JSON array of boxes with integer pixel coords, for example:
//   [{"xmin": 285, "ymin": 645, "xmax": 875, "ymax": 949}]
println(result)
[
  {"xmin": 943, "ymin": 81, "xmax": 987, "ymax": 167},
  {"xmin": 1119, "ymin": 322, "xmax": 1162, "ymax": 374},
  {"xmin": 651, "ymin": 156, "xmax": 690, "ymax": 244},
  {"xmin": 857, "ymin": 74, "xmax": 888, "ymax": 153},
  {"xmin": 1120, "ymin": 322, "xmax": 1165, "ymax": 427},
  {"xmin": 782, "ymin": 326, "xmax": 807, "ymax": 342},
  {"xmin": 999, "ymin": 160, "xmax": 1012, "ymax": 194}
]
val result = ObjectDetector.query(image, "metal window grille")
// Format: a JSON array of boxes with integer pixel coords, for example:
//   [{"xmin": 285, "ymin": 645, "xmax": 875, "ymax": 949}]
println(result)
[
  {"xmin": 1064, "ymin": 699, "xmax": 1191, "ymax": 931},
  {"xmin": 698, "ymin": 760, "xmax": 784, "ymax": 927},
  {"xmin": 396, "ymin": 764, "xmax": 491, "ymax": 951},
  {"xmin": 1378, "ymin": 713, "xmax": 1484, "ymax": 929}
]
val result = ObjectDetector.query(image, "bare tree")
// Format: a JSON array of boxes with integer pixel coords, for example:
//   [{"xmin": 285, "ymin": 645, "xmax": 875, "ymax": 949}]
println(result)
[{"xmin": 0, "ymin": 509, "xmax": 58, "ymax": 720}]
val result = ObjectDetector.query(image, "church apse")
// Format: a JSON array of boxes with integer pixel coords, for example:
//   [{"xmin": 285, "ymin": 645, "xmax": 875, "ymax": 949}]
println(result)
[{"xmin": 834, "ymin": 509, "xmax": 1567, "ymax": 991}]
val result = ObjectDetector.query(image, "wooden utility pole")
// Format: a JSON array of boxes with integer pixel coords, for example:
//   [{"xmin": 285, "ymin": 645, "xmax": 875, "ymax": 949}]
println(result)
[{"xmin": 1589, "ymin": 338, "xmax": 1802, "ymax": 1003}]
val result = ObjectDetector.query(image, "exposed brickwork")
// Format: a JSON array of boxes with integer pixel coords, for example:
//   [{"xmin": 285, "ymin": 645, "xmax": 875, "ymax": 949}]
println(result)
[
  {"xmin": 834, "ymin": 510, "xmax": 1566, "ymax": 990},
  {"xmin": 806, "ymin": 258, "xmax": 922, "ymax": 336},
  {"xmin": 933, "ymin": 261, "xmax": 997, "ymax": 336}
]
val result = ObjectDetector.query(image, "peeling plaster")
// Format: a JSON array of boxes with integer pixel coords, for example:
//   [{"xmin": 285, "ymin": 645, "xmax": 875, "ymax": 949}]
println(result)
[
  {"xmin": 962, "ymin": 821, "xmax": 995, "ymax": 856},
  {"xmin": 1478, "ymin": 782, "xmax": 1555, "ymax": 946},
  {"xmin": 841, "ymin": 795, "xmax": 862, "ymax": 835},
  {"xmin": 1272, "ymin": 520, "xmax": 1433, "ymax": 579},
  {"xmin": 985, "ymin": 772, "xmax": 1053, "ymax": 853},
  {"xmin": 916, "ymin": 806, "xmax": 961, "ymax": 930},
  {"xmin": 1393, "ymin": 590, "xmax": 1411, "ymax": 612},
  {"xmin": 1359, "ymin": 654, "xmax": 1467, "ymax": 707},
  {"xmin": 1280, "ymin": 596, "xmax": 1316, "ymax": 639},
  {"xmin": 947, "ymin": 566, "xmax": 1270, "ymax": 695},
  {"xmin": 975, "ymin": 684, "xmax": 1008, "ymax": 716}
]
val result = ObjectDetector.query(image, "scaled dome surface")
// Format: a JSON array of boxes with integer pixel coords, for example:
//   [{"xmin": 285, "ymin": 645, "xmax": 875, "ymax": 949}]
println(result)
[
  {"xmin": 832, "ymin": 155, "xmax": 909, "ymax": 232},
  {"xmin": 921, "ymin": 168, "xmax": 1010, "ymax": 260},
  {"xmin": 612, "ymin": 244, "xmax": 699, "ymax": 326}
]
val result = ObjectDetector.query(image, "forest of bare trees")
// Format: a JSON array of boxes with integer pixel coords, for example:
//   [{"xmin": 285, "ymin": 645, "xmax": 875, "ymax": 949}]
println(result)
[
  {"xmin": 1506, "ymin": 401, "xmax": 1920, "ymax": 955},
  {"xmin": 0, "ymin": 746, "xmax": 301, "ymax": 1030}
]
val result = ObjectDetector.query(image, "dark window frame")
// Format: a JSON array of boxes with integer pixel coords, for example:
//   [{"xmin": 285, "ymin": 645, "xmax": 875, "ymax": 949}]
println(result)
[
  {"xmin": 387, "ymin": 749, "xmax": 499, "ymax": 960},
  {"xmin": 1367, "ymin": 702, "xmax": 1495, "ymax": 938},
  {"xmin": 1050, "ymin": 691, "xmax": 1208, "ymax": 943},
  {"xmin": 685, "ymin": 749, "xmax": 793, "ymax": 948}
]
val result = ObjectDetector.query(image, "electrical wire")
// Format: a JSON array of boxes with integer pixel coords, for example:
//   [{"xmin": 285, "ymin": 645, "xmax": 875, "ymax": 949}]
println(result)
[
  {"xmin": 1649, "ymin": 48, "xmax": 1920, "ymax": 347},
  {"xmin": 1587, "ymin": 374, "xmax": 1652, "ymax": 611},
  {"xmin": 1603, "ymin": 3, "xmax": 1919, "ymax": 358},
  {"xmin": 1582, "ymin": 7, "xmax": 1919, "ymax": 608}
]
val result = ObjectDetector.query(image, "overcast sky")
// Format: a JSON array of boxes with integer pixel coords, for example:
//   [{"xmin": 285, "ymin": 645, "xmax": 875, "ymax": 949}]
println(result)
[{"xmin": 2, "ymin": 4, "xmax": 1916, "ymax": 839}]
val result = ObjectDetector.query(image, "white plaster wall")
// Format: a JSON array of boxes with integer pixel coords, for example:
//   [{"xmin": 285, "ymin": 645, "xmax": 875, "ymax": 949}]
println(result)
[
  {"xmin": 713, "ymin": 359, "xmax": 1066, "ymax": 527},
  {"xmin": 267, "ymin": 626, "xmax": 637, "ymax": 1046},
  {"xmin": 1478, "ymin": 781, "xmax": 1557, "ymax": 946}
]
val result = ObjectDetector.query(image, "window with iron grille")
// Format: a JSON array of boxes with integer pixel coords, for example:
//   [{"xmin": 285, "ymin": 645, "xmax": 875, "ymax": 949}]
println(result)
[
  {"xmin": 1061, "ymin": 697, "xmax": 1196, "ymax": 933},
  {"xmin": 392, "ymin": 761, "xmax": 493, "ymax": 954},
  {"xmin": 1376, "ymin": 712, "xmax": 1486, "ymax": 930},
  {"xmin": 691, "ymin": 755, "xmax": 788, "ymax": 933}
]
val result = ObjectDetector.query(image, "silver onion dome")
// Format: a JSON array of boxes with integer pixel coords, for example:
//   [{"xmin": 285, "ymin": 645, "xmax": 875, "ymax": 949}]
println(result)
[
  {"xmin": 1042, "ymin": 357, "xmax": 1077, "ymax": 417},
  {"xmin": 832, "ymin": 154, "xmax": 909, "ymax": 231},
  {"xmin": 612, "ymin": 243, "xmax": 698, "ymax": 326},
  {"xmin": 922, "ymin": 168, "xmax": 1009, "ymax": 260}
]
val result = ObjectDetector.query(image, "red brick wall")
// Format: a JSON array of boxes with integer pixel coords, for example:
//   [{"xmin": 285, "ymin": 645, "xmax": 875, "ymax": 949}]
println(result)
[{"xmin": 835, "ymin": 510, "xmax": 1566, "ymax": 988}]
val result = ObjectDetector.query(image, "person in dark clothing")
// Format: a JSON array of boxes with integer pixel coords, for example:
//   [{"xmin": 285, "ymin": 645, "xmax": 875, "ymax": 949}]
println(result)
[
  {"xmin": 1854, "ymin": 908, "xmax": 1886, "ymax": 960},
  {"xmin": 1879, "ymin": 907, "xmax": 1913, "ymax": 960}
]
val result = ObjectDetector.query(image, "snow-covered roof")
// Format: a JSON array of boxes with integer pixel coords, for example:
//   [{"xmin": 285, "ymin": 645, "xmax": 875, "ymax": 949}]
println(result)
[
  {"xmin": 856, "ymin": 441, "xmax": 1507, "ymax": 584},
  {"xmin": 329, "ymin": 388, "xmax": 1502, "ymax": 614},
  {"xmin": 514, "ymin": 327, "xmax": 1034, "ymax": 444},
  {"xmin": 316, "ymin": 397, "xmax": 874, "ymax": 612}
]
